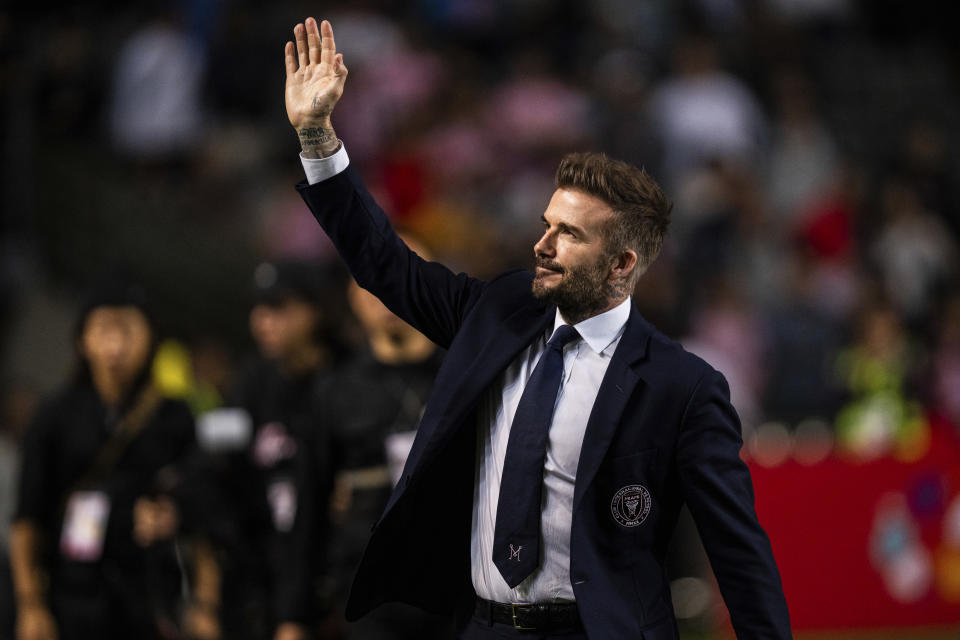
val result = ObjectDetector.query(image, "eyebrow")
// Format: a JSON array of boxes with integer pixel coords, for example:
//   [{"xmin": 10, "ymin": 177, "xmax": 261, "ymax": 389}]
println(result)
[{"xmin": 542, "ymin": 215, "xmax": 585, "ymax": 238}]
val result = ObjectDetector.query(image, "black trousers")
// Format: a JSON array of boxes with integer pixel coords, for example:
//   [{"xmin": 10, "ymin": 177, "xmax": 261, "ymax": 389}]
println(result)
[{"xmin": 458, "ymin": 616, "xmax": 588, "ymax": 640}]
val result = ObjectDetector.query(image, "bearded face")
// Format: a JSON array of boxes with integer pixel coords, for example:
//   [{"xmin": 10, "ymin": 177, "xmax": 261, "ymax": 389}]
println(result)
[
  {"xmin": 531, "ymin": 251, "xmax": 613, "ymax": 321},
  {"xmin": 531, "ymin": 188, "xmax": 630, "ymax": 324}
]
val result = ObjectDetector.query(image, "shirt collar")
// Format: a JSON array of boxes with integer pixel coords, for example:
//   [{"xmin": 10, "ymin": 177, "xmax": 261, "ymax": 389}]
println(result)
[{"xmin": 552, "ymin": 297, "xmax": 632, "ymax": 355}]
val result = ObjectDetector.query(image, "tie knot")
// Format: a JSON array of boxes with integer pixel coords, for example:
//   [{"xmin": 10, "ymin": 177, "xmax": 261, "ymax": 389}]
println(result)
[{"xmin": 548, "ymin": 324, "xmax": 580, "ymax": 349}]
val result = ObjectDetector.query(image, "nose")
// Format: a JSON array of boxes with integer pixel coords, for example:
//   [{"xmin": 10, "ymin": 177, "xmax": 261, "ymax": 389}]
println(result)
[
  {"xmin": 534, "ymin": 230, "xmax": 554, "ymax": 260},
  {"xmin": 102, "ymin": 331, "xmax": 127, "ymax": 362}
]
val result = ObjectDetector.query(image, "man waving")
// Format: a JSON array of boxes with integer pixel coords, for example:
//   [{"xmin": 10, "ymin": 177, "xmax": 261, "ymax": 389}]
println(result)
[{"xmin": 285, "ymin": 17, "xmax": 791, "ymax": 640}]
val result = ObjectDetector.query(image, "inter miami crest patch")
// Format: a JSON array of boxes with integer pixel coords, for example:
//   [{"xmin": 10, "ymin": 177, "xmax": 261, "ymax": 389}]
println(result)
[{"xmin": 611, "ymin": 484, "xmax": 651, "ymax": 528}]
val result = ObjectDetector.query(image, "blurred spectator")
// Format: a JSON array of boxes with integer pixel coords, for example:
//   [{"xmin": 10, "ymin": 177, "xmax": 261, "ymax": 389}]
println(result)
[
  {"xmin": 319, "ymin": 236, "xmax": 450, "ymax": 640},
  {"xmin": 108, "ymin": 7, "xmax": 207, "ymax": 163},
  {"xmin": 206, "ymin": 261, "xmax": 339, "ymax": 640},
  {"xmin": 765, "ymin": 68, "xmax": 840, "ymax": 227},
  {"xmin": 647, "ymin": 33, "xmax": 767, "ymax": 190},
  {"xmin": 8, "ymin": 275, "xmax": 218, "ymax": 640},
  {"xmin": 591, "ymin": 48, "xmax": 659, "ymax": 170},
  {"xmin": 893, "ymin": 118, "xmax": 958, "ymax": 235},
  {"xmin": 763, "ymin": 247, "xmax": 844, "ymax": 426},
  {"xmin": 834, "ymin": 303, "xmax": 928, "ymax": 460},
  {"xmin": 674, "ymin": 160, "xmax": 781, "ymax": 311},
  {"xmin": 929, "ymin": 295, "xmax": 960, "ymax": 429},
  {"xmin": 683, "ymin": 279, "xmax": 767, "ymax": 429},
  {"xmin": 793, "ymin": 162, "xmax": 866, "ymax": 322},
  {"xmin": 871, "ymin": 177, "xmax": 957, "ymax": 324},
  {"xmin": 323, "ymin": 10, "xmax": 440, "ymax": 164},
  {"xmin": 256, "ymin": 171, "xmax": 340, "ymax": 263},
  {"xmin": 483, "ymin": 73, "xmax": 595, "ymax": 158}
]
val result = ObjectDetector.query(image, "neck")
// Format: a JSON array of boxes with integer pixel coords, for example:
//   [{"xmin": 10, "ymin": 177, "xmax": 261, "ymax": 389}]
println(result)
[
  {"xmin": 368, "ymin": 330, "xmax": 435, "ymax": 365},
  {"xmin": 91, "ymin": 371, "xmax": 131, "ymax": 408},
  {"xmin": 559, "ymin": 294, "xmax": 628, "ymax": 326},
  {"xmin": 280, "ymin": 343, "xmax": 327, "ymax": 376}
]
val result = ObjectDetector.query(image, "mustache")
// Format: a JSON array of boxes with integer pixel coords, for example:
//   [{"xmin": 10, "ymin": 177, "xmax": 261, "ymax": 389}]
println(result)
[{"xmin": 536, "ymin": 259, "xmax": 564, "ymax": 273}]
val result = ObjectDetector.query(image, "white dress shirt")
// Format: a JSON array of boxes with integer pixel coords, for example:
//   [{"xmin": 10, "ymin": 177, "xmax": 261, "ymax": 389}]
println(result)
[
  {"xmin": 301, "ymin": 148, "xmax": 632, "ymax": 604},
  {"xmin": 471, "ymin": 301, "xmax": 630, "ymax": 604}
]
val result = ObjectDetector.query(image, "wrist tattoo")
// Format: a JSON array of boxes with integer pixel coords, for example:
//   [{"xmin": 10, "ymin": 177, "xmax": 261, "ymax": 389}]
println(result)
[
  {"xmin": 298, "ymin": 126, "xmax": 335, "ymax": 146},
  {"xmin": 297, "ymin": 125, "xmax": 339, "ymax": 158}
]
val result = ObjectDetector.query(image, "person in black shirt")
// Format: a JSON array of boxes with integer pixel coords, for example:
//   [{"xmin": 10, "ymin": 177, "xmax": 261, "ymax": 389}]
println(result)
[
  {"xmin": 322, "ymin": 238, "xmax": 453, "ymax": 640},
  {"xmin": 8, "ymin": 277, "xmax": 217, "ymax": 640},
  {"xmin": 212, "ymin": 261, "xmax": 338, "ymax": 640}
]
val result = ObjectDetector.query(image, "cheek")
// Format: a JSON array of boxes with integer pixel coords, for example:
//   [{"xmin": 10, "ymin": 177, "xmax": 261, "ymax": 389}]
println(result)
[
  {"xmin": 250, "ymin": 308, "xmax": 270, "ymax": 337},
  {"xmin": 285, "ymin": 310, "xmax": 318, "ymax": 343},
  {"xmin": 126, "ymin": 330, "xmax": 153, "ymax": 371},
  {"xmin": 557, "ymin": 243, "xmax": 590, "ymax": 268},
  {"xmin": 250, "ymin": 311, "xmax": 282, "ymax": 346},
  {"xmin": 79, "ymin": 334, "xmax": 102, "ymax": 366}
]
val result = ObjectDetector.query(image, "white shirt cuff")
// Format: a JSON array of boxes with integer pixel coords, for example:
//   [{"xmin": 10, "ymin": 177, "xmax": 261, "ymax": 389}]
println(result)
[{"xmin": 300, "ymin": 143, "xmax": 350, "ymax": 185}]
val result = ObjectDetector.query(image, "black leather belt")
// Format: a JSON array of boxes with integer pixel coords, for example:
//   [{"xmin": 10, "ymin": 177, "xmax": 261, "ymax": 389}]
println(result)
[{"xmin": 474, "ymin": 597, "xmax": 582, "ymax": 632}]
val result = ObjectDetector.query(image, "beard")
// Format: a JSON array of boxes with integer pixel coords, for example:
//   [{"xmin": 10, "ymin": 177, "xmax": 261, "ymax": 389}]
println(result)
[{"xmin": 532, "ymin": 256, "xmax": 611, "ymax": 323}]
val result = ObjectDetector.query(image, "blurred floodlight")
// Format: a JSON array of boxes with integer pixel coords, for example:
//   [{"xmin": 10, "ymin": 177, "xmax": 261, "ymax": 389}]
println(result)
[
  {"xmin": 793, "ymin": 418, "xmax": 833, "ymax": 465},
  {"xmin": 749, "ymin": 421, "xmax": 792, "ymax": 467}
]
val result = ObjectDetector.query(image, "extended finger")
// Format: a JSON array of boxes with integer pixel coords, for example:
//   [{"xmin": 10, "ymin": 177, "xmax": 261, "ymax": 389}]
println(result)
[
  {"xmin": 320, "ymin": 19, "xmax": 337, "ymax": 67},
  {"xmin": 306, "ymin": 17, "xmax": 322, "ymax": 65},
  {"xmin": 294, "ymin": 23, "xmax": 308, "ymax": 68},
  {"xmin": 284, "ymin": 41, "xmax": 297, "ymax": 77}
]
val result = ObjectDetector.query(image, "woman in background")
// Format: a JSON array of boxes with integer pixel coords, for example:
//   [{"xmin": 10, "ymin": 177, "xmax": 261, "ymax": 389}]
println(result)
[{"xmin": 9, "ymin": 275, "xmax": 219, "ymax": 640}]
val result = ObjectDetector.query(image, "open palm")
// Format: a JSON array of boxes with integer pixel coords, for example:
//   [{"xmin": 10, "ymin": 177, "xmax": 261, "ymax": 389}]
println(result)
[{"xmin": 284, "ymin": 18, "xmax": 347, "ymax": 129}]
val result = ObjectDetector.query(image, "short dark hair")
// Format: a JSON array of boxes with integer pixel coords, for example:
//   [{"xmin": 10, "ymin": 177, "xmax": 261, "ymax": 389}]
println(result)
[{"xmin": 555, "ymin": 152, "xmax": 671, "ymax": 278}]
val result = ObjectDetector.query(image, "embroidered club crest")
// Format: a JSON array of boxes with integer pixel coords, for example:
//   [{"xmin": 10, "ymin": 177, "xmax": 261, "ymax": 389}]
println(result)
[{"xmin": 611, "ymin": 484, "xmax": 651, "ymax": 528}]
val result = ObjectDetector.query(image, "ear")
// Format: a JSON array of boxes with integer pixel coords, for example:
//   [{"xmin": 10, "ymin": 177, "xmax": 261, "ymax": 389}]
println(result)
[{"xmin": 608, "ymin": 249, "xmax": 640, "ymax": 282}]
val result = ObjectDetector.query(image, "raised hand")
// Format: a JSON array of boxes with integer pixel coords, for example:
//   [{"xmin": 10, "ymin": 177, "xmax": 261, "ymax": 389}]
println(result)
[{"xmin": 284, "ymin": 18, "xmax": 348, "ymax": 158}]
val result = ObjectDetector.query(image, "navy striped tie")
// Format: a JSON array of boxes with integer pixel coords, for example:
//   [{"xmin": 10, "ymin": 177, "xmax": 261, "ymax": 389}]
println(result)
[{"xmin": 493, "ymin": 323, "xmax": 580, "ymax": 588}]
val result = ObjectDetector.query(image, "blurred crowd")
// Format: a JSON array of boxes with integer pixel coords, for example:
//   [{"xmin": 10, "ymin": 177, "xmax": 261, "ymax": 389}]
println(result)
[{"xmin": 1, "ymin": 0, "xmax": 960, "ymax": 637}]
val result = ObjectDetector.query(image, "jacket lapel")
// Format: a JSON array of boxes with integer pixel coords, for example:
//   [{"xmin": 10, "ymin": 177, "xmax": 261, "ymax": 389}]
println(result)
[
  {"xmin": 573, "ymin": 305, "xmax": 652, "ymax": 512},
  {"xmin": 403, "ymin": 302, "xmax": 554, "ymax": 477}
]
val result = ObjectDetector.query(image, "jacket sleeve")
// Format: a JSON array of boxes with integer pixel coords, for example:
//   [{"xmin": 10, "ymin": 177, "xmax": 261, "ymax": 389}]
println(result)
[
  {"xmin": 676, "ymin": 369, "xmax": 792, "ymax": 639},
  {"xmin": 296, "ymin": 167, "xmax": 486, "ymax": 349}
]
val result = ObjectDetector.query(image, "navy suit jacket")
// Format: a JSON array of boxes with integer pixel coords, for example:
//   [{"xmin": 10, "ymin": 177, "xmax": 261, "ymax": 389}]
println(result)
[{"xmin": 297, "ymin": 166, "xmax": 791, "ymax": 639}]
